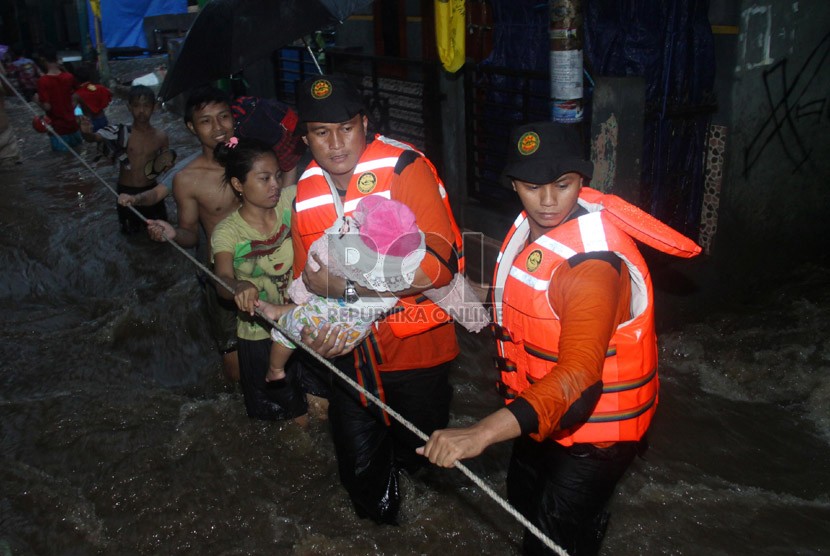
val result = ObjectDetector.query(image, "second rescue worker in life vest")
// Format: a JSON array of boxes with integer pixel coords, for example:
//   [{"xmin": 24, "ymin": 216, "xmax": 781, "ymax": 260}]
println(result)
[
  {"xmin": 418, "ymin": 122, "xmax": 701, "ymax": 555},
  {"xmin": 291, "ymin": 75, "xmax": 465, "ymax": 525}
]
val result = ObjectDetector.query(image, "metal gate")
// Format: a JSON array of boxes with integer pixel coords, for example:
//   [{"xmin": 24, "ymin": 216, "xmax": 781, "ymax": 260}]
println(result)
[{"xmin": 463, "ymin": 63, "xmax": 551, "ymax": 210}]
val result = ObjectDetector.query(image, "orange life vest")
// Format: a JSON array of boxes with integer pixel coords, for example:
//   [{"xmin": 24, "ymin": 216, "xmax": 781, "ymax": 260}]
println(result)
[
  {"xmin": 492, "ymin": 187, "xmax": 701, "ymax": 446},
  {"xmin": 294, "ymin": 134, "xmax": 464, "ymax": 338}
]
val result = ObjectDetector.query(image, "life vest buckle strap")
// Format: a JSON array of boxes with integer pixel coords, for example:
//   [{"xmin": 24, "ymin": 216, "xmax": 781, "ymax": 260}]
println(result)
[
  {"xmin": 496, "ymin": 381, "xmax": 517, "ymax": 399},
  {"xmin": 494, "ymin": 356, "xmax": 517, "ymax": 372},
  {"xmin": 523, "ymin": 342, "xmax": 559, "ymax": 363},
  {"xmin": 586, "ymin": 393, "xmax": 657, "ymax": 423},
  {"xmin": 491, "ymin": 323, "xmax": 512, "ymax": 342},
  {"xmin": 602, "ymin": 366, "xmax": 657, "ymax": 393}
]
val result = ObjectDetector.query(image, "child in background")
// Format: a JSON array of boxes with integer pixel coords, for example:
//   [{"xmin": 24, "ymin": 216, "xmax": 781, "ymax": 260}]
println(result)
[
  {"xmin": 80, "ymin": 85, "xmax": 171, "ymax": 234},
  {"xmin": 73, "ymin": 63, "xmax": 112, "ymax": 131},
  {"xmin": 256, "ymin": 195, "xmax": 489, "ymax": 383},
  {"xmin": 34, "ymin": 44, "xmax": 81, "ymax": 152},
  {"xmin": 4, "ymin": 45, "xmax": 41, "ymax": 102},
  {"xmin": 210, "ymin": 137, "xmax": 308, "ymax": 423}
]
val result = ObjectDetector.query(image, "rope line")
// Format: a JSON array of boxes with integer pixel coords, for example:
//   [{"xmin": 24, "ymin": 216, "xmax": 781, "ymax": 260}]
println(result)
[{"xmin": 0, "ymin": 71, "xmax": 568, "ymax": 556}]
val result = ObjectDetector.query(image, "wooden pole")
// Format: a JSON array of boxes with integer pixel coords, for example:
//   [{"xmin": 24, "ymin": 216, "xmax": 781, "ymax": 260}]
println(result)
[{"xmin": 94, "ymin": 11, "xmax": 110, "ymax": 85}]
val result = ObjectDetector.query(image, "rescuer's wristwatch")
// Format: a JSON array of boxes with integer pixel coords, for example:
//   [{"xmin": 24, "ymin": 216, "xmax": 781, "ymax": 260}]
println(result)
[{"xmin": 344, "ymin": 279, "xmax": 359, "ymax": 304}]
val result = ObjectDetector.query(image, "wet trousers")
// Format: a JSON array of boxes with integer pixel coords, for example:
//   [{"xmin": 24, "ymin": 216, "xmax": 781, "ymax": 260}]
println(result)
[
  {"xmin": 506, "ymin": 436, "xmax": 640, "ymax": 556},
  {"xmin": 328, "ymin": 355, "xmax": 452, "ymax": 525},
  {"xmin": 237, "ymin": 337, "xmax": 309, "ymax": 420},
  {"xmin": 199, "ymin": 270, "xmax": 239, "ymax": 355}
]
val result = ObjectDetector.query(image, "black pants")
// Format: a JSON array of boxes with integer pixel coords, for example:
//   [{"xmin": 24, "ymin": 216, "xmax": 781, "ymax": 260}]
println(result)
[
  {"xmin": 292, "ymin": 348, "xmax": 332, "ymax": 400},
  {"xmin": 237, "ymin": 337, "xmax": 310, "ymax": 421},
  {"xmin": 506, "ymin": 436, "xmax": 641, "ymax": 556},
  {"xmin": 328, "ymin": 355, "xmax": 452, "ymax": 525}
]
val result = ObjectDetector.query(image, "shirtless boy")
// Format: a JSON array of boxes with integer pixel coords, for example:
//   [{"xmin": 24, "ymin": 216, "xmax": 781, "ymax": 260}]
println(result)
[
  {"xmin": 80, "ymin": 85, "xmax": 169, "ymax": 234},
  {"xmin": 143, "ymin": 86, "xmax": 242, "ymax": 381}
]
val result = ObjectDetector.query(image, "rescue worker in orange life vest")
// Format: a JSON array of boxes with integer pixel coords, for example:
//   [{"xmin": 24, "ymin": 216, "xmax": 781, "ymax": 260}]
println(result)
[
  {"xmin": 419, "ymin": 121, "xmax": 700, "ymax": 555},
  {"xmin": 291, "ymin": 75, "xmax": 464, "ymax": 525}
]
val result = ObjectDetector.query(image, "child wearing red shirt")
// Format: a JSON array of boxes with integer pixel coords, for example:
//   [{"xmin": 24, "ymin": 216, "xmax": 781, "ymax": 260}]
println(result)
[
  {"xmin": 72, "ymin": 63, "xmax": 112, "ymax": 132},
  {"xmin": 34, "ymin": 45, "xmax": 81, "ymax": 152}
]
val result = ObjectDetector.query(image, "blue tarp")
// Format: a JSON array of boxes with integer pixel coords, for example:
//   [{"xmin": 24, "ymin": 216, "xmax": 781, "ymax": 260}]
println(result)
[{"xmin": 89, "ymin": 0, "xmax": 187, "ymax": 49}]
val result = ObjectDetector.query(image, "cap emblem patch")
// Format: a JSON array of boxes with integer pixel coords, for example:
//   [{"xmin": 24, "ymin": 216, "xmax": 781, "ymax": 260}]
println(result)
[
  {"xmin": 518, "ymin": 131, "xmax": 540, "ymax": 156},
  {"xmin": 311, "ymin": 79, "xmax": 333, "ymax": 100}
]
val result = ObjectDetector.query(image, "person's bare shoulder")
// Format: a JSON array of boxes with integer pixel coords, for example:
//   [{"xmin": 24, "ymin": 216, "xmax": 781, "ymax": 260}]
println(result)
[
  {"xmin": 172, "ymin": 155, "xmax": 225, "ymax": 198},
  {"xmin": 172, "ymin": 156, "xmax": 205, "ymax": 197}
]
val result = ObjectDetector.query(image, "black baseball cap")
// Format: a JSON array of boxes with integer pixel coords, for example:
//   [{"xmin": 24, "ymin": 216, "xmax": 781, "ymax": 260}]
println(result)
[
  {"xmin": 295, "ymin": 74, "xmax": 365, "ymax": 134},
  {"xmin": 503, "ymin": 121, "xmax": 593, "ymax": 184}
]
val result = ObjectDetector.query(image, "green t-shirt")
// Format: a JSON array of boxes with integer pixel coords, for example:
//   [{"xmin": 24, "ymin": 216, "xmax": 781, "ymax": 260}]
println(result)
[{"xmin": 211, "ymin": 185, "xmax": 296, "ymax": 341}]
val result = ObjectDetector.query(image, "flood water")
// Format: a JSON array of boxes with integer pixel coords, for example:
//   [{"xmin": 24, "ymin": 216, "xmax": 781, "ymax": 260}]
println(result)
[{"xmin": 2, "ymin": 90, "xmax": 829, "ymax": 555}]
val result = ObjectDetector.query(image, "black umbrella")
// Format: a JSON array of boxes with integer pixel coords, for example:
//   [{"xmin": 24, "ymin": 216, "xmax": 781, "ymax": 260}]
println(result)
[{"xmin": 158, "ymin": 0, "xmax": 372, "ymax": 101}]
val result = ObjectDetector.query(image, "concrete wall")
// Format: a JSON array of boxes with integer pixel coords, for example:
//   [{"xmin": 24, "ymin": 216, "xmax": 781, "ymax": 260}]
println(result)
[{"xmin": 718, "ymin": 0, "xmax": 830, "ymax": 266}]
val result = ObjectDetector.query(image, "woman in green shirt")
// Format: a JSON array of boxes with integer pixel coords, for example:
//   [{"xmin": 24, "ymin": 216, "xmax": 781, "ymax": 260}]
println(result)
[{"xmin": 211, "ymin": 137, "xmax": 307, "ymax": 422}]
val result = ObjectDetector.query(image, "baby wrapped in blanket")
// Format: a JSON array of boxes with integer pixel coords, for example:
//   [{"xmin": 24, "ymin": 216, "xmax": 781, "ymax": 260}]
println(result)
[{"xmin": 257, "ymin": 195, "xmax": 490, "ymax": 382}]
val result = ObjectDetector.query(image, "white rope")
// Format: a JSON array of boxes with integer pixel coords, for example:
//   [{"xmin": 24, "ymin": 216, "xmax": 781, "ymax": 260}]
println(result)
[{"xmin": 0, "ymin": 71, "xmax": 568, "ymax": 556}]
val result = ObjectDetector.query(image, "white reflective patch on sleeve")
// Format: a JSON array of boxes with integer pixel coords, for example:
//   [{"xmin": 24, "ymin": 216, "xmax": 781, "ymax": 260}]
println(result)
[
  {"xmin": 579, "ymin": 211, "xmax": 609, "ymax": 252},
  {"xmin": 299, "ymin": 166, "xmax": 325, "ymax": 180},
  {"xmin": 536, "ymin": 235, "xmax": 577, "ymax": 260},
  {"xmin": 295, "ymin": 194, "xmax": 334, "ymax": 212},
  {"xmin": 509, "ymin": 267, "xmax": 550, "ymax": 291},
  {"xmin": 376, "ymin": 135, "xmax": 421, "ymax": 155},
  {"xmin": 354, "ymin": 157, "xmax": 398, "ymax": 173},
  {"xmin": 513, "ymin": 213, "xmax": 526, "ymax": 228},
  {"xmin": 342, "ymin": 191, "xmax": 391, "ymax": 213}
]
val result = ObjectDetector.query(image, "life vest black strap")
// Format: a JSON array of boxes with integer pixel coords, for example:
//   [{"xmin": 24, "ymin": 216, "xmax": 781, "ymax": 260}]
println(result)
[
  {"xmin": 496, "ymin": 381, "xmax": 518, "ymax": 400},
  {"xmin": 424, "ymin": 244, "xmax": 459, "ymax": 275},
  {"xmin": 491, "ymin": 323, "xmax": 512, "ymax": 342},
  {"xmin": 494, "ymin": 355, "xmax": 517, "ymax": 373}
]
